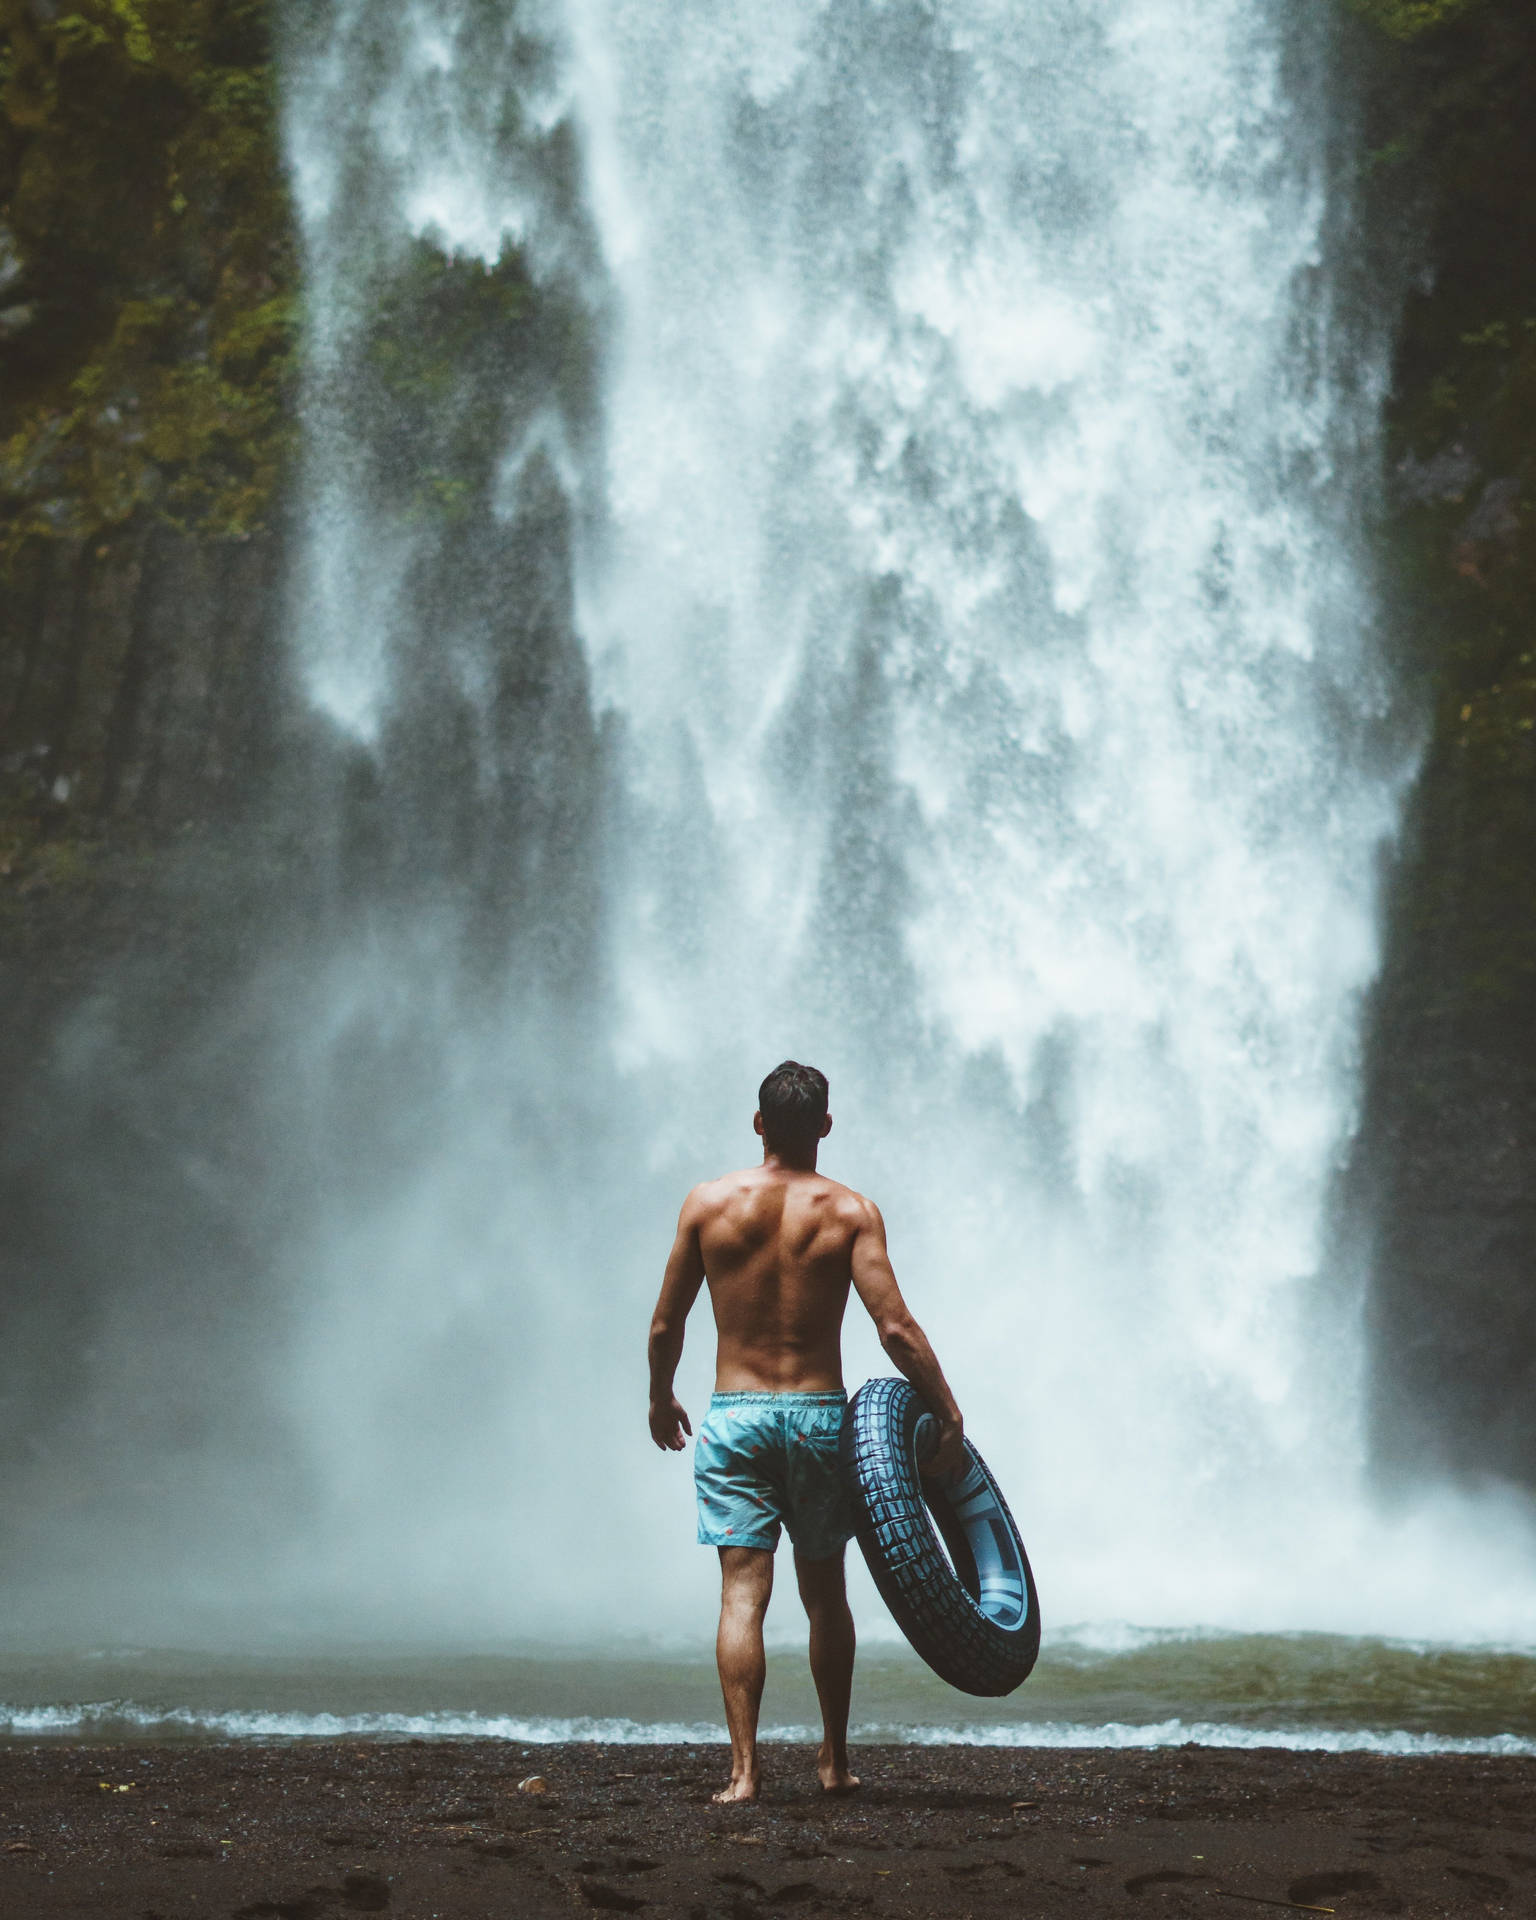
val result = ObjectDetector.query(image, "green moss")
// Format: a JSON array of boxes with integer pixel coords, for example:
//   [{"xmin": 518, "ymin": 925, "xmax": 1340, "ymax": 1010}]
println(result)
[
  {"xmin": 0, "ymin": 0, "xmax": 298, "ymax": 555},
  {"xmin": 107, "ymin": 1, "xmax": 155, "ymax": 65},
  {"xmin": 1349, "ymin": 0, "xmax": 1484, "ymax": 40},
  {"xmin": 343, "ymin": 237, "xmax": 535, "ymax": 524}
]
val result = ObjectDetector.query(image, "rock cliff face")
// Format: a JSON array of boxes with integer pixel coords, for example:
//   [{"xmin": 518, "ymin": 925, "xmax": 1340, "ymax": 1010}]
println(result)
[
  {"xmin": 1, "ymin": 524, "xmax": 288, "ymax": 828},
  {"xmin": 0, "ymin": 0, "xmax": 1533, "ymax": 1497},
  {"xmin": 0, "ymin": 1, "xmax": 303, "ymax": 1147},
  {"xmin": 1352, "ymin": 0, "xmax": 1536, "ymax": 1490},
  {"xmin": 0, "ymin": 0, "xmax": 305, "ymax": 999}
]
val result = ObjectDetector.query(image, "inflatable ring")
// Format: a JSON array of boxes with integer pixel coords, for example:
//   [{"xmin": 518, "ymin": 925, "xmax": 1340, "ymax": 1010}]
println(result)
[{"xmin": 842, "ymin": 1377, "xmax": 1040, "ymax": 1697}]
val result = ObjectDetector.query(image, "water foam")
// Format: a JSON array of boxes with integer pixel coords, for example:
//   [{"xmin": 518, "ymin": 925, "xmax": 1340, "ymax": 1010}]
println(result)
[{"xmin": 3, "ymin": 1701, "xmax": 1531, "ymax": 1757}]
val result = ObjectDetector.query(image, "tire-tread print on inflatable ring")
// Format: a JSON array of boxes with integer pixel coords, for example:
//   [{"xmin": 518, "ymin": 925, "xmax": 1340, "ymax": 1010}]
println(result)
[{"xmin": 842, "ymin": 1376, "xmax": 1040, "ymax": 1697}]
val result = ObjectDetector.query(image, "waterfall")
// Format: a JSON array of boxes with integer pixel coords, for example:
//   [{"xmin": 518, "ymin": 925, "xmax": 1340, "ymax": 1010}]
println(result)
[{"xmin": 272, "ymin": 0, "xmax": 1532, "ymax": 1645}]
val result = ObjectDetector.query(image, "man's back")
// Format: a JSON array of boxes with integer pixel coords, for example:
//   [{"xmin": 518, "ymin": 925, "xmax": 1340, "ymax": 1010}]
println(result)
[{"xmin": 689, "ymin": 1164, "xmax": 869, "ymax": 1393}]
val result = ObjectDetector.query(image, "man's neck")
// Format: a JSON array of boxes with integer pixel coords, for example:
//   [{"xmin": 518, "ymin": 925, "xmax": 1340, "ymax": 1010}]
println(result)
[{"xmin": 762, "ymin": 1146, "xmax": 818, "ymax": 1175}]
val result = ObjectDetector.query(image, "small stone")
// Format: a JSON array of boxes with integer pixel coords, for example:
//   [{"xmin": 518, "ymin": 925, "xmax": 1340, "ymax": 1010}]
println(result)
[{"xmin": 517, "ymin": 1775, "xmax": 549, "ymax": 1794}]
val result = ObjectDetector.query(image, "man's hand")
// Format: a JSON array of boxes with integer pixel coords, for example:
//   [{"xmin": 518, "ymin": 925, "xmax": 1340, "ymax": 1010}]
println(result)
[
  {"xmin": 650, "ymin": 1395, "xmax": 693, "ymax": 1452},
  {"xmin": 921, "ymin": 1416, "xmax": 965, "ymax": 1482}
]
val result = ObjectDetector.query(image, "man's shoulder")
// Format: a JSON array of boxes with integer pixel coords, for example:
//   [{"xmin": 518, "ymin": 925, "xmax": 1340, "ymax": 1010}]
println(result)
[
  {"xmin": 799, "ymin": 1172, "xmax": 880, "ymax": 1228},
  {"xmin": 829, "ymin": 1181, "xmax": 880, "ymax": 1226},
  {"xmin": 682, "ymin": 1167, "xmax": 758, "ymax": 1215}
]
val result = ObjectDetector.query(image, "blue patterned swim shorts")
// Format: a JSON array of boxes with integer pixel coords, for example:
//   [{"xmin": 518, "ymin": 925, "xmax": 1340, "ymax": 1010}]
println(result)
[{"xmin": 694, "ymin": 1390, "xmax": 852, "ymax": 1560}]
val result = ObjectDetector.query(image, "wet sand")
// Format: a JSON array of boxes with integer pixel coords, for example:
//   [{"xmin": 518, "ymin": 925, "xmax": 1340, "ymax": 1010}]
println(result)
[{"xmin": 0, "ymin": 1740, "xmax": 1532, "ymax": 1917}]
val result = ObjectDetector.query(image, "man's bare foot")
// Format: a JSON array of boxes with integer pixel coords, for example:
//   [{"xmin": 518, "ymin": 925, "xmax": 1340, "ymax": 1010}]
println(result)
[
  {"xmin": 817, "ymin": 1746, "xmax": 861, "ymax": 1794},
  {"xmin": 712, "ymin": 1775, "xmax": 759, "ymax": 1804}
]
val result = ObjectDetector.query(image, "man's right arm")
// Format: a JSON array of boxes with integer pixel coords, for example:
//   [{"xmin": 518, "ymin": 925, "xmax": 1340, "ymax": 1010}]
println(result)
[
  {"xmin": 648, "ymin": 1188, "xmax": 708, "ymax": 1451},
  {"xmin": 848, "ymin": 1198, "xmax": 966, "ymax": 1477}
]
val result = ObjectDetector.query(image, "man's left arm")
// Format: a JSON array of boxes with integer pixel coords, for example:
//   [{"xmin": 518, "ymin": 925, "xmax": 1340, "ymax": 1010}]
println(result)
[{"xmin": 648, "ymin": 1191, "xmax": 707, "ymax": 1450}]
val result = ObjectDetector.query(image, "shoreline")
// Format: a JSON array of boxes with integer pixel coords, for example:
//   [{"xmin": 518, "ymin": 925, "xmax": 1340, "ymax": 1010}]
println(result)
[
  {"xmin": 4, "ymin": 1713, "xmax": 1536, "ymax": 1756},
  {"xmin": 1, "ymin": 1739, "xmax": 1531, "ymax": 1916}
]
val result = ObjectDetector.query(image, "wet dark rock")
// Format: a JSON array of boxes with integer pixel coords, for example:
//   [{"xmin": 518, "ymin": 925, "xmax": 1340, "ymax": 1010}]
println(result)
[
  {"xmin": 1460, "ymin": 476, "xmax": 1522, "ymax": 548},
  {"xmin": 1394, "ymin": 442, "xmax": 1479, "ymax": 506},
  {"xmin": 0, "ymin": 522, "xmax": 294, "ymax": 828}
]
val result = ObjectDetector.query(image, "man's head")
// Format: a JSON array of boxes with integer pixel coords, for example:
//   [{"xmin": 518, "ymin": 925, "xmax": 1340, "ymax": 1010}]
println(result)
[{"xmin": 755, "ymin": 1060, "xmax": 831, "ymax": 1162}]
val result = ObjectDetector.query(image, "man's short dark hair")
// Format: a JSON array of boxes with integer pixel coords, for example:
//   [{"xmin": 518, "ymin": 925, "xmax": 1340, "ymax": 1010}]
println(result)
[{"xmin": 758, "ymin": 1060, "xmax": 829, "ymax": 1154}]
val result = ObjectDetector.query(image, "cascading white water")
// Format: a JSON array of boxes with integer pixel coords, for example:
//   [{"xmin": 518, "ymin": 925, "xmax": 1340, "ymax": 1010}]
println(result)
[
  {"xmin": 277, "ymin": 0, "xmax": 1536, "ymax": 1647},
  {"xmin": 561, "ymin": 0, "xmax": 1402, "ymax": 1627}
]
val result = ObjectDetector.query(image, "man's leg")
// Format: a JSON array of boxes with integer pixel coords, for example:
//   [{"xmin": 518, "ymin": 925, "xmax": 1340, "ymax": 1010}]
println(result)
[
  {"xmin": 794, "ymin": 1547, "xmax": 860, "ymax": 1793},
  {"xmin": 715, "ymin": 1546, "xmax": 774, "ymax": 1804}
]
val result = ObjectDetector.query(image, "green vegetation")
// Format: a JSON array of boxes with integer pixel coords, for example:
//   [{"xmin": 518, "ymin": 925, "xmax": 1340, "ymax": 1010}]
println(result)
[
  {"xmin": 0, "ymin": 1, "xmax": 557, "ymax": 553},
  {"xmin": 0, "ymin": 0, "xmax": 299, "ymax": 550},
  {"xmin": 346, "ymin": 236, "xmax": 535, "ymax": 527},
  {"xmin": 1349, "ymin": 0, "xmax": 1483, "ymax": 42}
]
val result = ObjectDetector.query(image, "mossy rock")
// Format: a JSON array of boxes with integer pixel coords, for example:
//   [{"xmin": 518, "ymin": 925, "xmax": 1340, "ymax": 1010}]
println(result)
[
  {"xmin": 1349, "ymin": 0, "xmax": 1485, "ymax": 41},
  {"xmin": 0, "ymin": 0, "xmax": 299, "ymax": 551}
]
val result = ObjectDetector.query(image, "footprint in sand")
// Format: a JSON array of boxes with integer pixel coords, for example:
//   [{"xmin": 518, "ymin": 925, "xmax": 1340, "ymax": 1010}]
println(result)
[
  {"xmin": 576, "ymin": 1855, "xmax": 661, "ymax": 1875},
  {"xmin": 578, "ymin": 1878, "xmax": 647, "ymax": 1913},
  {"xmin": 1124, "ymin": 1868, "xmax": 1217, "ymax": 1896},
  {"xmin": 236, "ymin": 1871, "xmax": 394, "ymax": 1919},
  {"xmin": 1286, "ymin": 1869, "xmax": 1385, "ymax": 1905},
  {"xmin": 335, "ymin": 1872, "xmax": 391, "ymax": 1913},
  {"xmin": 1446, "ymin": 1865, "xmax": 1510, "ymax": 1896}
]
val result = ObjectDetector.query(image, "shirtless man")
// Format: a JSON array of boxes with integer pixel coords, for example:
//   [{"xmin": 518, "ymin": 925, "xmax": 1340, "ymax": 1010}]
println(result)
[{"xmin": 648, "ymin": 1060, "xmax": 965, "ymax": 1805}]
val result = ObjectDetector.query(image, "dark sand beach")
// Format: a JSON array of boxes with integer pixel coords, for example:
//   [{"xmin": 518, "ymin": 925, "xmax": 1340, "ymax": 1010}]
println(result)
[{"xmin": 1, "ymin": 1741, "xmax": 1532, "ymax": 1918}]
